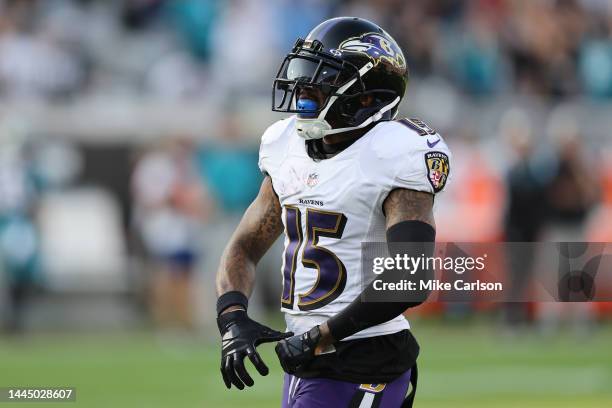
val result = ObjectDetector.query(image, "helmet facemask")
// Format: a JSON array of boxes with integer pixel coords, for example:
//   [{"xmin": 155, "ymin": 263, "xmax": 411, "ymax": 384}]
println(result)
[{"xmin": 273, "ymin": 38, "xmax": 400, "ymax": 140}]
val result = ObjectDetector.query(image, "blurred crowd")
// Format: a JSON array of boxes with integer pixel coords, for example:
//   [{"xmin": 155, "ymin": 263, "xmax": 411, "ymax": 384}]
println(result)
[
  {"xmin": 1, "ymin": 0, "xmax": 612, "ymax": 333},
  {"xmin": 3, "ymin": 0, "xmax": 612, "ymax": 100}
]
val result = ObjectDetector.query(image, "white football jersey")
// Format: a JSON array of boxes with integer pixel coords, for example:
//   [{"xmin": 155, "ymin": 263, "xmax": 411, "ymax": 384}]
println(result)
[{"xmin": 259, "ymin": 116, "xmax": 451, "ymax": 340}]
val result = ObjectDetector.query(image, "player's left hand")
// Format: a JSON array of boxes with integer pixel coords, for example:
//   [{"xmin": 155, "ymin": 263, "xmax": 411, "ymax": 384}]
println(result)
[{"xmin": 274, "ymin": 326, "xmax": 323, "ymax": 374}]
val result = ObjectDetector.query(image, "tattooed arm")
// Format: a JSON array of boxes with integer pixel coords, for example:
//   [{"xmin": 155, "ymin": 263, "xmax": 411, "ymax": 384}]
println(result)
[
  {"xmin": 315, "ymin": 188, "xmax": 435, "ymax": 347},
  {"xmin": 383, "ymin": 188, "xmax": 435, "ymax": 229},
  {"xmin": 216, "ymin": 176, "xmax": 283, "ymax": 303},
  {"xmin": 216, "ymin": 176, "xmax": 293, "ymax": 390}
]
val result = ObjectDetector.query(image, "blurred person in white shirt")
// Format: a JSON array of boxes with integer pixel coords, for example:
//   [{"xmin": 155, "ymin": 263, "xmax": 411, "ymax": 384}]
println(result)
[{"xmin": 131, "ymin": 138, "xmax": 212, "ymax": 331}]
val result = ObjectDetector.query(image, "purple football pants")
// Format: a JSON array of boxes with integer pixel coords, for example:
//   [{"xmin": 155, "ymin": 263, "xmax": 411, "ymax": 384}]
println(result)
[{"xmin": 281, "ymin": 369, "xmax": 411, "ymax": 408}]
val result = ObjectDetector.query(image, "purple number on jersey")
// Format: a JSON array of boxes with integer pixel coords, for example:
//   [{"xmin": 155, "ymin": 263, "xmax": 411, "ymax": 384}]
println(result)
[
  {"xmin": 281, "ymin": 207, "xmax": 347, "ymax": 310},
  {"xmin": 398, "ymin": 118, "xmax": 437, "ymax": 136}
]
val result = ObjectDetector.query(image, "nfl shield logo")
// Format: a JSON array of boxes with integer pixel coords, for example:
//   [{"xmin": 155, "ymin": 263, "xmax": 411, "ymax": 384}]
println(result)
[{"xmin": 306, "ymin": 173, "xmax": 319, "ymax": 187}]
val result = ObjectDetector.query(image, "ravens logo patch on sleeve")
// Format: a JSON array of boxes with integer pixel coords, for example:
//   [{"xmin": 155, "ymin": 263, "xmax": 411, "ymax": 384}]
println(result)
[{"xmin": 425, "ymin": 151, "xmax": 449, "ymax": 193}]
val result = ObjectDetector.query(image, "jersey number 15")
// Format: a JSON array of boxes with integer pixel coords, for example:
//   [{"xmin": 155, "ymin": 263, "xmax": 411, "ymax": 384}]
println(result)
[{"xmin": 281, "ymin": 207, "xmax": 347, "ymax": 311}]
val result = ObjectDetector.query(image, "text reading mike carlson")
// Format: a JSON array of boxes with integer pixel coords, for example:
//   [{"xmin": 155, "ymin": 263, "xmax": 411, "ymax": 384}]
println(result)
[
  {"xmin": 360, "ymin": 242, "xmax": 612, "ymax": 303},
  {"xmin": 370, "ymin": 251, "xmax": 499, "ymax": 293}
]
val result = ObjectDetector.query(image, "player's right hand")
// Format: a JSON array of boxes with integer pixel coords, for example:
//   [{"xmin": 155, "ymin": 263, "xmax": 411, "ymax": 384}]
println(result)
[{"xmin": 217, "ymin": 309, "xmax": 293, "ymax": 390}]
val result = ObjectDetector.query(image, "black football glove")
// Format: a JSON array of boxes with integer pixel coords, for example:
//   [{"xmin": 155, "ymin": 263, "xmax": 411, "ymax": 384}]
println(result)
[
  {"xmin": 217, "ymin": 310, "xmax": 292, "ymax": 390},
  {"xmin": 274, "ymin": 326, "xmax": 322, "ymax": 375}
]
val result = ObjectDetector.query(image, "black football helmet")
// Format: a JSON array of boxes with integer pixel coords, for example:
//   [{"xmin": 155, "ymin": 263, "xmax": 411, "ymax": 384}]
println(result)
[{"xmin": 272, "ymin": 17, "xmax": 408, "ymax": 140}]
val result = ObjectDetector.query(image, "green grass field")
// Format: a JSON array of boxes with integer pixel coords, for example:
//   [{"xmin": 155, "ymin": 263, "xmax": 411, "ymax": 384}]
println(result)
[{"xmin": 1, "ymin": 321, "xmax": 611, "ymax": 408}]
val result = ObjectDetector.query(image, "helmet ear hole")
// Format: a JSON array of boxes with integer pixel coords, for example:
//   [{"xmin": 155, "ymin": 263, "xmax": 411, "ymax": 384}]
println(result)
[
  {"xmin": 333, "ymin": 90, "xmax": 398, "ymax": 126},
  {"xmin": 359, "ymin": 95, "xmax": 374, "ymax": 107}
]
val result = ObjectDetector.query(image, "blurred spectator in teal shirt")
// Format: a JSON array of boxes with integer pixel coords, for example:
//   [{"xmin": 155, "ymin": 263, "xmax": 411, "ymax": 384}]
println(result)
[{"xmin": 197, "ymin": 114, "xmax": 262, "ymax": 214}]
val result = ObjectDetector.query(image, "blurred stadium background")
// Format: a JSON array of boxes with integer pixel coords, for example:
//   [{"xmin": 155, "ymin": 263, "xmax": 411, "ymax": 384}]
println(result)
[{"xmin": 0, "ymin": 0, "xmax": 611, "ymax": 407}]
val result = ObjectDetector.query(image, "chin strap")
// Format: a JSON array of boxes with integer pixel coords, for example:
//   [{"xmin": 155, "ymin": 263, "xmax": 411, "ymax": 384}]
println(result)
[{"xmin": 296, "ymin": 61, "xmax": 400, "ymax": 140}]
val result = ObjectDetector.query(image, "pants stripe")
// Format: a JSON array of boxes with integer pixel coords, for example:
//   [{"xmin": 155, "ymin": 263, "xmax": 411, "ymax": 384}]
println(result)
[
  {"xmin": 358, "ymin": 392, "xmax": 375, "ymax": 408},
  {"xmin": 292, "ymin": 378, "xmax": 301, "ymax": 400},
  {"xmin": 287, "ymin": 375, "xmax": 296, "ymax": 405}
]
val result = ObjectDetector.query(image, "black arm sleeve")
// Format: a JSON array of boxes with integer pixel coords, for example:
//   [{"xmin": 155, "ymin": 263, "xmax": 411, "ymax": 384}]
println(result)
[{"xmin": 326, "ymin": 220, "xmax": 435, "ymax": 341}]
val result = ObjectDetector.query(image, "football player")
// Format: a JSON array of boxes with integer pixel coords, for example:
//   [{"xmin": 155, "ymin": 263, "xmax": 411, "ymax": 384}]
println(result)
[{"xmin": 215, "ymin": 17, "xmax": 451, "ymax": 408}]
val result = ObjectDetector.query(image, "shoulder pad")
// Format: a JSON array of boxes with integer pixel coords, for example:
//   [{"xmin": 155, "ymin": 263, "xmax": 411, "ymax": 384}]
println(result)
[
  {"xmin": 366, "ymin": 118, "xmax": 451, "ymax": 194},
  {"xmin": 258, "ymin": 116, "xmax": 296, "ymax": 176},
  {"xmin": 368, "ymin": 119, "xmax": 443, "ymax": 159},
  {"xmin": 261, "ymin": 116, "xmax": 295, "ymax": 145}
]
